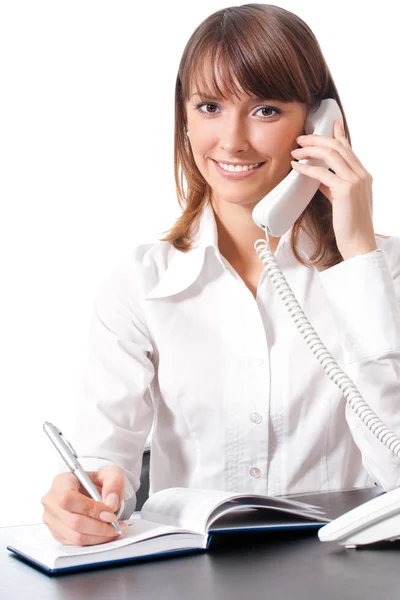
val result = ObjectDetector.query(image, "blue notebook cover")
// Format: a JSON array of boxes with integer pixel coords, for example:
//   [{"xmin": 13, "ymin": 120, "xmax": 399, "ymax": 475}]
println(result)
[{"xmin": 6, "ymin": 543, "xmax": 210, "ymax": 575}]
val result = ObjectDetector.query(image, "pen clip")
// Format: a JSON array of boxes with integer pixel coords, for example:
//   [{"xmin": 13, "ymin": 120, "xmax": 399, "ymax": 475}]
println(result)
[{"xmin": 57, "ymin": 428, "xmax": 79, "ymax": 458}]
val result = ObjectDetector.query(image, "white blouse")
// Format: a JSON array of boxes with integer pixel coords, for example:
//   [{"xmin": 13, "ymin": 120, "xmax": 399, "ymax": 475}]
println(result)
[{"xmin": 61, "ymin": 202, "xmax": 400, "ymax": 519}]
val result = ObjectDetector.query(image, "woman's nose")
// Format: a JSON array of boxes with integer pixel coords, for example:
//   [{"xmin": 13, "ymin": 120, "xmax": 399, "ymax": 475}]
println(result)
[{"xmin": 220, "ymin": 127, "xmax": 250, "ymax": 153}]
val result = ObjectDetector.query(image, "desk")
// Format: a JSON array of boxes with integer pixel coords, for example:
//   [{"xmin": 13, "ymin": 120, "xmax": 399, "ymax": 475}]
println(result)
[{"xmin": 2, "ymin": 488, "xmax": 399, "ymax": 600}]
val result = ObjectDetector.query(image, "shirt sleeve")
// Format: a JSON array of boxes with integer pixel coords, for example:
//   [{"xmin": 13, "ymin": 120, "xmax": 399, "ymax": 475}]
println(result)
[
  {"xmin": 57, "ymin": 251, "xmax": 155, "ymax": 519},
  {"xmin": 317, "ymin": 245, "xmax": 400, "ymax": 491}
]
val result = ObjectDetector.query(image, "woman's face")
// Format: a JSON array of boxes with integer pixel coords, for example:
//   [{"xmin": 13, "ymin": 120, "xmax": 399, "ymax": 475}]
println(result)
[{"xmin": 184, "ymin": 83, "xmax": 308, "ymax": 210}]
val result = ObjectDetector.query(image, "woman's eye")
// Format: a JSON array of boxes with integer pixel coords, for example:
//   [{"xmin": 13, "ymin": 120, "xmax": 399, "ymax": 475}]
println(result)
[
  {"xmin": 255, "ymin": 106, "xmax": 280, "ymax": 118},
  {"xmin": 195, "ymin": 102, "xmax": 218, "ymax": 115},
  {"xmin": 194, "ymin": 102, "xmax": 280, "ymax": 119}
]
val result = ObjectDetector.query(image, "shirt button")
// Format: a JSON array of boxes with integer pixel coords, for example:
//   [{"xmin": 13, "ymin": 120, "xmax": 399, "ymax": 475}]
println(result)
[
  {"xmin": 249, "ymin": 466, "xmax": 261, "ymax": 478},
  {"xmin": 250, "ymin": 412, "xmax": 263, "ymax": 424}
]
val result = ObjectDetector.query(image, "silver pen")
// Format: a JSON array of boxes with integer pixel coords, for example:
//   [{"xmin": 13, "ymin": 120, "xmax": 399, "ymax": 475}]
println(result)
[{"xmin": 43, "ymin": 421, "xmax": 122, "ymax": 536}]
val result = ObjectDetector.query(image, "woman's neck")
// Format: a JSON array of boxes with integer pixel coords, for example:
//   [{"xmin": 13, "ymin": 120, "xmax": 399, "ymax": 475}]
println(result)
[{"xmin": 211, "ymin": 199, "xmax": 281, "ymax": 266}]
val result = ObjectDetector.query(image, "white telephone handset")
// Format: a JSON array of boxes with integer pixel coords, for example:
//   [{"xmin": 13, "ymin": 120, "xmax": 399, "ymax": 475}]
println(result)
[
  {"xmin": 253, "ymin": 98, "xmax": 343, "ymax": 236},
  {"xmin": 251, "ymin": 98, "xmax": 400, "ymax": 547}
]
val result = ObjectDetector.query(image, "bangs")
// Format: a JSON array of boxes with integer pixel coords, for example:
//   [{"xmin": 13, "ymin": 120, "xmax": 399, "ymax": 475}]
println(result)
[{"xmin": 186, "ymin": 39, "xmax": 310, "ymax": 105}]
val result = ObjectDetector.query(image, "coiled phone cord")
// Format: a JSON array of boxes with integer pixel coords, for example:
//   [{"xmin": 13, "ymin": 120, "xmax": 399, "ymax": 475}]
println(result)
[{"xmin": 254, "ymin": 238, "xmax": 400, "ymax": 458}]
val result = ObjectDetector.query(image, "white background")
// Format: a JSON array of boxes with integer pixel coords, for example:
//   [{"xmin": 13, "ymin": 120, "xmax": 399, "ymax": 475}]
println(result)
[{"xmin": 1, "ymin": 0, "xmax": 399, "ymax": 527}]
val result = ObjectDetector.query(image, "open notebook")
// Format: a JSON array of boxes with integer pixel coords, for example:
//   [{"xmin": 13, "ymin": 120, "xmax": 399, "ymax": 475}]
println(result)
[{"xmin": 7, "ymin": 486, "xmax": 329, "ymax": 574}]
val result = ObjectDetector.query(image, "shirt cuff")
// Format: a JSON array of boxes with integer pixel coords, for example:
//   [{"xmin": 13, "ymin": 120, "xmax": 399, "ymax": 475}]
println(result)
[{"xmin": 318, "ymin": 249, "xmax": 400, "ymax": 364}]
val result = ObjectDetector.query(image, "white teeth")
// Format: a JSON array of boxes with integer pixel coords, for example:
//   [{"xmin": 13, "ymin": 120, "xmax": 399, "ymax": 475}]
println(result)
[{"xmin": 217, "ymin": 161, "xmax": 262, "ymax": 172}]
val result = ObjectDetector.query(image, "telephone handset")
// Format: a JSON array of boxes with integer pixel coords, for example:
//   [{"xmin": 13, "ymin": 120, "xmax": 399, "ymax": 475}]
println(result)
[
  {"xmin": 252, "ymin": 98, "xmax": 344, "ymax": 236},
  {"xmin": 251, "ymin": 98, "xmax": 400, "ymax": 547}
]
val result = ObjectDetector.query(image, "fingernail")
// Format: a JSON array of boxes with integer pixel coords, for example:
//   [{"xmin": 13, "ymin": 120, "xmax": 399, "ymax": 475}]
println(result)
[
  {"xmin": 99, "ymin": 511, "xmax": 117, "ymax": 523},
  {"xmin": 105, "ymin": 493, "xmax": 119, "ymax": 510}
]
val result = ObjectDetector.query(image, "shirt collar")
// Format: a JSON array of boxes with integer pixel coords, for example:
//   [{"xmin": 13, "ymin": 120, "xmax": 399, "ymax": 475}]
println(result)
[{"xmin": 145, "ymin": 201, "xmax": 317, "ymax": 300}]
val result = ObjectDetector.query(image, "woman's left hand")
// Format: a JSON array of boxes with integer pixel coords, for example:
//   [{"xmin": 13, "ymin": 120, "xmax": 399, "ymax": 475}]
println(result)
[{"xmin": 290, "ymin": 119, "xmax": 377, "ymax": 261}]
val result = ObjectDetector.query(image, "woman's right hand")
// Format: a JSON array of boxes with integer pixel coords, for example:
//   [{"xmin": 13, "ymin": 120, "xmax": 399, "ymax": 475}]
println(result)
[{"xmin": 41, "ymin": 465, "xmax": 129, "ymax": 546}]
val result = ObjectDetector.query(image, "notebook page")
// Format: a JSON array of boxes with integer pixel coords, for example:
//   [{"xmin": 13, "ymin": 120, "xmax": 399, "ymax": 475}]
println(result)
[
  {"xmin": 6, "ymin": 518, "xmax": 184, "ymax": 566},
  {"xmin": 141, "ymin": 488, "xmax": 245, "ymax": 533},
  {"xmin": 141, "ymin": 488, "xmax": 326, "ymax": 534},
  {"xmin": 207, "ymin": 501, "xmax": 330, "ymax": 529},
  {"xmin": 228, "ymin": 496, "xmax": 326, "ymax": 515}
]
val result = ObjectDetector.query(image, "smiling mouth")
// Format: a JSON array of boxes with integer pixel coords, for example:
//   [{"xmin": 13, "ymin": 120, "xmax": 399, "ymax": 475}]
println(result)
[
  {"xmin": 211, "ymin": 159, "xmax": 268, "ymax": 181},
  {"xmin": 212, "ymin": 159, "xmax": 267, "ymax": 172},
  {"xmin": 212, "ymin": 159, "xmax": 266, "ymax": 167}
]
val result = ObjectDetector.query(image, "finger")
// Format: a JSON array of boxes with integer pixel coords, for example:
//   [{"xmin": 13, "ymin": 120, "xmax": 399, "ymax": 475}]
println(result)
[
  {"xmin": 42, "ymin": 511, "xmax": 70, "ymax": 545},
  {"xmin": 43, "ymin": 511, "xmax": 78, "ymax": 544},
  {"xmin": 44, "ymin": 510, "xmax": 128, "ymax": 546},
  {"xmin": 49, "ymin": 498, "xmax": 124, "ymax": 534},
  {"xmin": 54, "ymin": 480, "xmax": 119, "ymax": 521},
  {"xmin": 334, "ymin": 119, "xmax": 350, "ymax": 145},
  {"xmin": 292, "ymin": 146, "xmax": 357, "ymax": 183},
  {"xmin": 94, "ymin": 466, "xmax": 126, "ymax": 512},
  {"xmin": 45, "ymin": 496, "xmax": 128, "ymax": 538},
  {"xmin": 291, "ymin": 161, "xmax": 338, "ymax": 189},
  {"xmin": 297, "ymin": 130, "xmax": 366, "ymax": 179},
  {"xmin": 318, "ymin": 182, "xmax": 333, "ymax": 203},
  {"xmin": 53, "ymin": 473, "xmax": 102, "ymax": 499},
  {"xmin": 333, "ymin": 119, "xmax": 366, "ymax": 171}
]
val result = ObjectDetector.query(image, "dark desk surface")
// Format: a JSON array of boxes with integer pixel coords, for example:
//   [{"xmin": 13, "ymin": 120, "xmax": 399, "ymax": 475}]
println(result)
[{"xmin": 2, "ymin": 487, "xmax": 400, "ymax": 600}]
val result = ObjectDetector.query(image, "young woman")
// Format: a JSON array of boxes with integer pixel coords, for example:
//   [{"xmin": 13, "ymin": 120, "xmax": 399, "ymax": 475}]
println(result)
[{"xmin": 41, "ymin": 4, "xmax": 400, "ymax": 546}]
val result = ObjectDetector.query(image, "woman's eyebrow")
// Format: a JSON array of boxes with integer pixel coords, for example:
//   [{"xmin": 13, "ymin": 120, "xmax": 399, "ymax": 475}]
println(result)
[{"xmin": 190, "ymin": 92, "xmax": 275, "ymax": 103}]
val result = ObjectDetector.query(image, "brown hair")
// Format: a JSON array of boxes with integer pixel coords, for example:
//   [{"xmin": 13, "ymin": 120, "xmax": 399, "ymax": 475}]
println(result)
[{"xmin": 160, "ymin": 4, "xmax": 381, "ymax": 269}]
